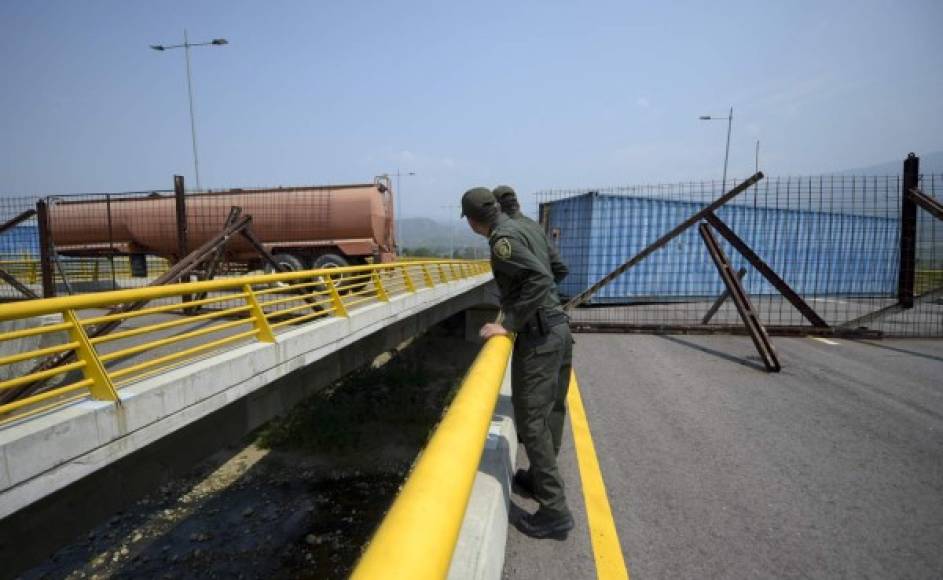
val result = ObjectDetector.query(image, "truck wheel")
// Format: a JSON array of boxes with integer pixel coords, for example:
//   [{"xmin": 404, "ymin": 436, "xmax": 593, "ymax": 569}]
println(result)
[
  {"xmin": 262, "ymin": 253, "xmax": 308, "ymax": 292},
  {"xmin": 313, "ymin": 254, "xmax": 348, "ymax": 270},
  {"xmin": 313, "ymin": 254, "xmax": 366, "ymax": 295},
  {"xmin": 265, "ymin": 253, "xmax": 306, "ymax": 273}
]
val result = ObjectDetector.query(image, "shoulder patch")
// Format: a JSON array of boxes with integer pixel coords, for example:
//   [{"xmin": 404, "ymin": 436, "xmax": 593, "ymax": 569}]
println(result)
[{"xmin": 493, "ymin": 237, "xmax": 512, "ymax": 260}]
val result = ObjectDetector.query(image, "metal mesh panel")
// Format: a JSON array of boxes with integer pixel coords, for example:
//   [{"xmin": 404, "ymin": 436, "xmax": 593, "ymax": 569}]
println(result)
[
  {"xmin": 0, "ymin": 197, "xmax": 41, "ymax": 300},
  {"xmin": 536, "ymin": 173, "xmax": 942, "ymax": 337}
]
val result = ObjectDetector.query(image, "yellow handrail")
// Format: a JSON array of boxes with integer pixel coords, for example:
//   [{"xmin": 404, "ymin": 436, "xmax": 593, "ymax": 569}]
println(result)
[
  {"xmin": 0, "ymin": 260, "xmax": 491, "ymax": 419},
  {"xmin": 0, "ymin": 261, "xmax": 487, "ymax": 322},
  {"xmin": 350, "ymin": 334, "xmax": 513, "ymax": 580}
]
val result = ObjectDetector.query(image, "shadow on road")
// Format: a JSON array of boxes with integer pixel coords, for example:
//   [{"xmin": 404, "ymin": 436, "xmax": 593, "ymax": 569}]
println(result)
[
  {"xmin": 853, "ymin": 340, "xmax": 943, "ymax": 363},
  {"xmin": 657, "ymin": 334, "xmax": 768, "ymax": 372}
]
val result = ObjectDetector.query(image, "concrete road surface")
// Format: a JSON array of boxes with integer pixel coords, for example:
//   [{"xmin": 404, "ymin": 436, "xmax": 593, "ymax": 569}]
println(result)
[{"xmin": 504, "ymin": 335, "xmax": 943, "ymax": 579}]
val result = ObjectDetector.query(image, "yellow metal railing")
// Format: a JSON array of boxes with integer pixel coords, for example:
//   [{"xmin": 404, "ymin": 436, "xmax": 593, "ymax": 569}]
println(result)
[
  {"xmin": 0, "ymin": 260, "xmax": 490, "ymax": 418},
  {"xmin": 351, "ymin": 334, "xmax": 513, "ymax": 580}
]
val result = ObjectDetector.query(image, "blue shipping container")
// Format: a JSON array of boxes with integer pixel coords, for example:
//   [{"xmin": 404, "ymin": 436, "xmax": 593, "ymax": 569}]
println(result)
[
  {"xmin": 0, "ymin": 225, "xmax": 40, "ymax": 257},
  {"xmin": 544, "ymin": 193, "xmax": 900, "ymax": 303}
]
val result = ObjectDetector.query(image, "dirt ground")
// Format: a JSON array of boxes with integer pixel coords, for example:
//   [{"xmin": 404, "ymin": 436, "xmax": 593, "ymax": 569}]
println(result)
[{"xmin": 20, "ymin": 322, "xmax": 481, "ymax": 580}]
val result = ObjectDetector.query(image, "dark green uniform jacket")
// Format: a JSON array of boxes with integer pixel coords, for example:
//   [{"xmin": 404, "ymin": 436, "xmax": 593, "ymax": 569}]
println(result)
[
  {"xmin": 507, "ymin": 209, "xmax": 569, "ymax": 285},
  {"xmin": 488, "ymin": 213, "xmax": 562, "ymax": 333}
]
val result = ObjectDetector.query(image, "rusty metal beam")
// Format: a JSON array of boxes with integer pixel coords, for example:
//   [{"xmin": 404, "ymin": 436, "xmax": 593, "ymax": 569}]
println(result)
[
  {"xmin": 239, "ymin": 227, "xmax": 322, "ymax": 314},
  {"xmin": 174, "ymin": 175, "xmax": 189, "ymax": 263},
  {"xmin": 84, "ymin": 213, "xmax": 253, "ymax": 338},
  {"xmin": 840, "ymin": 285, "xmax": 943, "ymax": 330},
  {"xmin": 699, "ymin": 222, "xmax": 781, "ymax": 372},
  {"xmin": 0, "ymin": 209, "xmax": 36, "ymax": 236},
  {"xmin": 0, "ymin": 268, "xmax": 39, "ymax": 300},
  {"xmin": 36, "ymin": 200, "xmax": 56, "ymax": 299},
  {"xmin": 52, "ymin": 249, "xmax": 75, "ymax": 296},
  {"xmin": 907, "ymin": 187, "xmax": 943, "ymax": 222},
  {"xmin": 704, "ymin": 212, "xmax": 829, "ymax": 328},
  {"xmin": 565, "ymin": 172, "xmax": 764, "ymax": 310},
  {"xmin": 187, "ymin": 206, "xmax": 243, "ymax": 311},
  {"xmin": 701, "ymin": 267, "xmax": 746, "ymax": 324}
]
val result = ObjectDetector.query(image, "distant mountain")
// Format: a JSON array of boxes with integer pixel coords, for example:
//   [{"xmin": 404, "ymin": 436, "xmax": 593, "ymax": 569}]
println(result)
[
  {"xmin": 829, "ymin": 151, "xmax": 943, "ymax": 176},
  {"xmin": 396, "ymin": 217, "xmax": 485, "ymax": 252}
]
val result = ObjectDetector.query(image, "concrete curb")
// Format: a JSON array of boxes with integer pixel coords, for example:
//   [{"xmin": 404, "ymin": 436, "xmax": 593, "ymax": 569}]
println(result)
[{"xmin": 448, "ymin": 360, "xmax": 515, "ymax": 580}]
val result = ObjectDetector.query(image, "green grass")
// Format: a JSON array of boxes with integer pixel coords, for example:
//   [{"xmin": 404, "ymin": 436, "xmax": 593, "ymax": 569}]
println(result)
[{"xmin": 915, "ymin": 269, "xmax": 943, "ymax": 294}]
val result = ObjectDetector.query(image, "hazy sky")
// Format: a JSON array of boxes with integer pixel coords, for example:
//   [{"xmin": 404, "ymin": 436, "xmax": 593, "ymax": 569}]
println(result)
[{"xmin": 1, "ymin": 0, "xmax": 941, "ymax": 219}]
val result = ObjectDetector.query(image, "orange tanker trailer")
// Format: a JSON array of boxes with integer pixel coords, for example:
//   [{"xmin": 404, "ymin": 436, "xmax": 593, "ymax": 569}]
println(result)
[{"xmin": 47, "ymin": 178, "xmax": 397, "ymax": 272}]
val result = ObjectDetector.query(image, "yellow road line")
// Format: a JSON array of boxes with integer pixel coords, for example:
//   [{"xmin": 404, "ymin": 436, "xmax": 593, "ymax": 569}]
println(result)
[
  {"xmin": 810, "ymin": 337, "xmax": 840, "ymax": 346},
  {"xmin": 568, "ymin": 370, "xmax": 630, "ymax": 580}
]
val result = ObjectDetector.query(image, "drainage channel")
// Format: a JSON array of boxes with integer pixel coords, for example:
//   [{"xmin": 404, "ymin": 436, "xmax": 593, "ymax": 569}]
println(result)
[{"xmin": 19, "ymin": 321, "xmax": 480, "ymax": 580}]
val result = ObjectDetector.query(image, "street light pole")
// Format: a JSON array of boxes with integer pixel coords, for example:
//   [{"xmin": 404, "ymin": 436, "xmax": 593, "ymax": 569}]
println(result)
[
  {"xmin": 381, "ymin": 170, "xmax": 415, "ymax": 254},
  {"xmin": 699, "ymin": 106, "xmax": 734, "ymax": 190},
  {"xmin": 440, "ymin": 204, "xmax": 457, "ymax": 258},
  {"xmin": 151, "ymin": 32, "xmax": 228, "ymax": 192},
  {"xmin": 183, "ymin": 30, "xmax": 200, "ymax": 192},
  {"xmin": 390, "ymin": 169, "xmax": 415, "ymax": 222},
  {"xmin": 723, "ymin": 106, "xmax": 733, "ymax": 188}
]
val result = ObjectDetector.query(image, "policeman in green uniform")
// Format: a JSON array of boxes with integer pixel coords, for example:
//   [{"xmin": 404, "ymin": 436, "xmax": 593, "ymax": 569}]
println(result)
[
  {"xmin": 492, "ymin": 185, "xmax": 571, "ymax": 490},
  {"xmin": 461, "ymin": 186, "xmax": 575, "ymax": 538},
  {"xmin": 493, "ymin": 185, "xmax": 569, "ymax": 287}
]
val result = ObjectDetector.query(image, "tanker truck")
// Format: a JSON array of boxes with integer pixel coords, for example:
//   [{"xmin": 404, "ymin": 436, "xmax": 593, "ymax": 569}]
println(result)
[{"xmin": 46, "ymin": 177, "xmax": 397, "ymax": 274}]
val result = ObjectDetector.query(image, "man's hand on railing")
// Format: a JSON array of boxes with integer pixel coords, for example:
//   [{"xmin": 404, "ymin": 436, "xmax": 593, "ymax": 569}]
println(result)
[{"xmin": 479, "ymin": 322, "xmax": 509, "ymax": 340}]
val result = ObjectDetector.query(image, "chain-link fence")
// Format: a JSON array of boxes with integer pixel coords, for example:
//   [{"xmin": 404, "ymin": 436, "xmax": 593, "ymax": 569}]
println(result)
[{"xmin": 536, "ymin": 168, "xmax": 942, "ymax": 337}]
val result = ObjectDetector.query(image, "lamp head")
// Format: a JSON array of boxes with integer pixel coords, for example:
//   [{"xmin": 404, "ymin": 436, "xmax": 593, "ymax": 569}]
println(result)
[{"xmin": 211, "ymin": 38, "xmax": 228, "ymax": 45}]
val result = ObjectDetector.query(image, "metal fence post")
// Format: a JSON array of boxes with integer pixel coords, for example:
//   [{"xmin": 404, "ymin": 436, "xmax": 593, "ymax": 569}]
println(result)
[
  {"xmin": 898, "ymin": 153, "xmax": 919, "ymax": 308},
  {"xmin": 401, "ymin": 265, "xmax": 416, "ymax": 292},
  {"xmin": 421, "ymin": 263, "xmax": 435, "ymax": 288},
  {"xmin": 36, "ymin": 199, "xmax": 56, "ymax": 298},
  {"xmin": 174, "ymin": 175, "xmax": 189, "ymax": 262},
  {"xmin": 372, "ymin": 270, "xmax": 390, "ymax": 301},
  {"xmin": 325, "ymin": 277, "xmax": 349, "ymax": 317},
  {"xmin": 243, "ymin": 284, "xmax": 276, "ymax": 343},
  {"xmin": 63, "ymin": 309, "xmax": 119, "ymax": 402}
]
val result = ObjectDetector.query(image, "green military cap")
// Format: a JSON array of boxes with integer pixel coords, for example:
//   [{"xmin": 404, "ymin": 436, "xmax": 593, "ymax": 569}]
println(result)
[
  {"xmin": 493, "ymin": 185, "xmax": 519, "ymax": 213},
  {"xmin": 493, "ymin": 185, "xmax": 516, "ymax": 203},
  {"xmin": 460, "ymin": 187, "xmax": 497, "ymax": 220}
]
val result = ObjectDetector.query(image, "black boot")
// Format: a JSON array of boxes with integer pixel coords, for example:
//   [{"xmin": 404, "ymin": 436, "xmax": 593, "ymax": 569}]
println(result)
[
  {"xmin": 512, "ymin": 469, "xmax": 535, "ymax": 497},
  {"xmin": 515, "ymin": 507, "xmax": 574, "ymax": 539}
]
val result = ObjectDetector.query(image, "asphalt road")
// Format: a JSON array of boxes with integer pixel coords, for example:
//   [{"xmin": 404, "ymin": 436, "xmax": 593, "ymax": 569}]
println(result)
[{"xmin": 504, "ymin": 335, "xmax": 943, "ymax": 579}]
